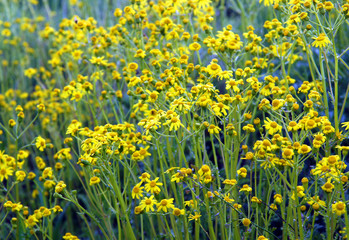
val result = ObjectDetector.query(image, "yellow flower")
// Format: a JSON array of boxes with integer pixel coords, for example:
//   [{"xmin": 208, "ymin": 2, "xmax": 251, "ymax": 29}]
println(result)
[
  {"xmin": 145, "ymin": 177, "xmax": 163, "ymax": 194},
  {"xmin": 212, "ymin": 102, "xmax": 230, "ymax": 117},
  {"xmin": 90, "ymin": 56, "xmax": 108, "ymax": 66},
  {"xmin": 271, "ymin": 99, "xmax": 284, "ymax": 111},
  {"xmin": 35, "ymin": 136, "xmax": 46, "ymax": 151},
  {"xmin": 198, "ymin": 165, "xmax": 211, "ymax": 177},
  {"xmin": 188, "ymin": 212, "xmax": 201, "ymax": 221},
  {"xmin": 312, "ymin": 33, "xmax": 331, "ymax": 48},
  {"xmin": 239, "ymin": 184, "xmax": 252, "ymax": 193},
  {"xmin": 282, "ymin": 148, "xmax": 294, "ymax": 160},
  {"xmin": 208, "ymin": 124, "xmax": 221, "ymax": 134},
  {"xmin": 134, "ymin": 49, "xmax": 146, "ymax": 58},
  {"xmin": 332, "ymin": 201, "xmax": 346, "ymax": 216},
  {"xmin": 287, "ymin": 121, "xmax": 299, "ymax": 132},
  {"xmin": 321, "ymin": 180, "xmax": 334, "ymax": 193},
  {"xmin": 274, "ymin": 194, "xmax": 283, "ymax": 204},
  {"xmin": 223, "ymin": 193, "xmax": 235, "ymax": 203},
  {"xmin": 139, "ymin": 172, "xmax": 151, "ymax": 183},
  {"xmin": 237, "ymin": 167, "xmax": 247, "ymax": 178},
  {"xmin": 132, "ymin": 184, "xmax": 144, "ymax": 199},
  {"xmin": 242, "ymin": 218, "xmax": 251, "ymax": 227},
  {"xmin": 264, "ymin": 118, "xmax": 282, "ymax": 135},
  {"xmin": 146, "ymin": 90, "xmax": 159, "ymax": 103},
  {"xmin": 71, "ymin": 50, "xmax": 83, "ymax": 60},
  {"xmin": 298, "ymin": 144, "xmax": 312, "ymax": 154},
  {"xmin": 259, "ymin": 0, "xmax": 278, "ymax": 6},
  {"xmin": 173, "ymin": 208, "xmax": 185, "ymax": 216},
  {"xmin": 24, "ymin": 68, "xmax": 37, "ymax": 78},
  {"xmin": 189, "ymin": 42, "xmax": 201, "ymax": 51},
  {"xmin": 206, "ymin": 60, "xmax": 222, "ymax": 77},
  {"xmin": 243, "ymin": 124, "xmax": 256, "ymax": 133},
  {"xmin": 257, "ymin": 236, "xmax": 269, "ymax": 240},
  {"xmin": 156, "ymin": 198, "xmax": 175, "ymax": 212},
  {"xmin": 25, "ymin": 215, "xmax": 39, "ymax": 228},
  {"xmin": 16, "ymin": 171, "xmax": 26, "ymax": 182},
  {"xmin": 89, "ymin": 176, "xmax": 101, "ymax": 186},
  {"xmin": 0, "ymin": 164, "xmax": 14, "ymax": 182},
  {"xmin": 222, "ymin": 179, "xmax": 237, "ymax": 186},
  {"xmin": 163, "ymin": 115, "xmax": 184, "ymax": 131},
  {"xmin": 342, "ymin": 121, "xmax": 349, "ymax": 130},
  {"xmin": 139, "ymin": 195, "xmax": 157, "ymax": 212},
  {"xmin": 226, "ymin": 79, "xmax": 243, "ymax": 92}
]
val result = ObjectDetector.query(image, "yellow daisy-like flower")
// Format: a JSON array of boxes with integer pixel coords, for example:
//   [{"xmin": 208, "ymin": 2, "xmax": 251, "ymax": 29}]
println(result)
[
  {"xmin": 239, "ymin": 184, "xmax": 252, "ymax": 193},
  {"xmin": 188, "ymin": 212, "xmax": 201, "ymax": 221},
  {"xmin": 0, "ymin": 164, "xmax": 14, "ymax": 182},
  {"xmin": 156, "ymin": 198, "xmax": 175, "ymax": 212},
  {"xmin": 263, "ymin": 118, "xmax": 282, "ymax": 135},
  {"xmin": 198, "ymin": 165, "xmax": 211, "ymax": 177},
  {"xmin": 35, "ymin": 136, "xmax": 46, "ymax": 151},
  {"xmin": 163, "ymin": 115, "xmax": 184, "ymax": 131},
  {"xmin": 145, "ymin": 177, "xmax": 163, "ymax": 194},
  {"xmin": 312, "ymin": 33, "xmax": 331, "ymax": 48},
  {"xmin": 132, "ymin": 184, "xmax": 144, "ymax": 199},
  {"xmin": 298, "ymin": 144, "xmax": 312, "ymax": 155},
  {"xmin": 89, "ymin": 176, "xmax": 101, "ymax": 186},
  {"xmin": 173, "ymin": 208, "xmax": 185, "ymax": 216},
  {"xmin": 332, "ymin": 201, "xmax": 346, "ymax": 216},
  {"xmin": 139, "ymin": 195, "xmax": 157, "ymax": 212},
  {"xmin": 139, "ymin": 172, "xmax": 151, "ymax": 183},
  {"xmin": 208, "ymin": 124, "xmax": 221, "ymax": 134},
  {"xmin": 321, "ymin": 180, "xmax": 334, "ymax": 193},
  {"xmin": 282, "ymin": 148, "xmax": 294, "ymax": 160},
  {"xmin": 25, "ymin": 215, "xmax": 39, "ymax": 228}
]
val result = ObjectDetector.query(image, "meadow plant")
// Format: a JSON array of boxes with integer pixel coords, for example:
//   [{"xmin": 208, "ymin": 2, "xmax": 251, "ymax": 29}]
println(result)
[{"xmin": 0, "ymin": 0, "xmax": 349, "ymax": 239}]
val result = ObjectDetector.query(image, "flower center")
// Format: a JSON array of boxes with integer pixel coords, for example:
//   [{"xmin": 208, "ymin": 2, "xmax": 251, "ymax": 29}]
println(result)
[
  {"xmin": 150, "ymin": 181, "xmax": 156, "ymax": 187},
  {"xmin": 336, "ymin": 203, "xmax": 345, "ymax": 210},
  {"xmin": 327, "ymin": 156, "xmax": 336, "ymax": 164},
  {"xmin": 202, "ymin": 165, "xmax": 210, "ymax": 172}
]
